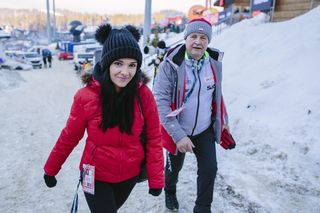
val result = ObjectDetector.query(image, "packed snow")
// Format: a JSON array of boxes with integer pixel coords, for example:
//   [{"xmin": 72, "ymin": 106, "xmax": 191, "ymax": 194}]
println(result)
[{"xmin": 0, "ymin": 7, "xmax": 320, "ymax": 213}]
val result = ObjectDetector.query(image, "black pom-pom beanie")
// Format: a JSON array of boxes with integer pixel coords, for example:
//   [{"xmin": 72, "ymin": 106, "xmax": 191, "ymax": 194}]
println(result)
[{"xmin": 95, "ymin": 24, "xmax": 142, "ymax": 76}]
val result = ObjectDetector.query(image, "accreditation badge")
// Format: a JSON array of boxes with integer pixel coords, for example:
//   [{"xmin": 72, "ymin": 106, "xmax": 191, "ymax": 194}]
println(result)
[{"xmin": 82, "ymin": 164, "xmax": 95, "ymax": 195}]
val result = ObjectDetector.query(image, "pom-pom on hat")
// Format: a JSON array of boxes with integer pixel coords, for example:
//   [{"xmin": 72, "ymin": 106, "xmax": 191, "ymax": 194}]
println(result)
[
  {"xmin": 184, "ymin": 18, "xmax": 212, "ymax": 42},
  {"xmin": 95, "ymin": 24, "xmax": 142, "ymax": 73}
]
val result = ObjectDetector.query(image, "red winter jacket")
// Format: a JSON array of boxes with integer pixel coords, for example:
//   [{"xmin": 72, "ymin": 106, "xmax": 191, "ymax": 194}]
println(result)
[{"xmin": 44, "ymin": 78, "xmax": 164, "ymax": 189}]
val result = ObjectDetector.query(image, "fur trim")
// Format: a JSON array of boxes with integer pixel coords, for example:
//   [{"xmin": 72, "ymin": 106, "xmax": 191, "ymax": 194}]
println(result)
[
  {"xmin": 80, "ymin": 70, "xmax": 92, "ymax": 84},
  {"xmin": 125, "ymin": 25, "xmax": 141, "ymax": 42},
  {"xmin": 141, "ymin": 71, "xmax": 150, "ymax": 85},
  {"xmin": 95, "ymin": 24, "xmax": 112, "ymax": 45}
]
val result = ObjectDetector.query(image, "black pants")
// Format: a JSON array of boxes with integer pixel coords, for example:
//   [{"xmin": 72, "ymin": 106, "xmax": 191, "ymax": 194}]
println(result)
[
  {"xmin": 48, "ymin": 56, "xmax": 52, "ymax": 68},
  {"xmin": 165, "ymin": 126, "xmax": 217, "ymax": 213},
  {"xmin": 43, "ymin": 57, "xmax": 47, "ymax": 68},
  {"xmin": 84, "ymin": 176, "xmax": 138, "ymax": 213}
]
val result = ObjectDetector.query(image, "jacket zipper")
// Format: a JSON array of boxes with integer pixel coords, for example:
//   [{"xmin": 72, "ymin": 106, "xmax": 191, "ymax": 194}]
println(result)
[{"xmin": 191, "ymin": 69, "xmax": 201, "ymax": 136}]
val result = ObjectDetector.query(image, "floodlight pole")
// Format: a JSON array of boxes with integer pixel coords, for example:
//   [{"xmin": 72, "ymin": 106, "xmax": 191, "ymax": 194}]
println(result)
[
  {"xmin": 52, "ymin": 0, "xmax": 56, "ymax": 41},
  {"xmin": 271, "ymin": 0, "xmax": 276, "ymax": 22},
  {"xmin": 310, "ymin": 0, "xmax": 315, "ymax": 9},
  {"xmin": 46, "ymin": 0, "xmax": 51, "ymax": 43},
  {"xmin": 143, "ymin": 0, "xmax": 152, "ymax": 46}
]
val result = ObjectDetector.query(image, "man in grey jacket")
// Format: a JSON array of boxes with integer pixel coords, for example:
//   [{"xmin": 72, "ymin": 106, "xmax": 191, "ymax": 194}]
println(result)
[{"xmin": 153, "ymin": 18, "xmax": 229, "ymax": 213}]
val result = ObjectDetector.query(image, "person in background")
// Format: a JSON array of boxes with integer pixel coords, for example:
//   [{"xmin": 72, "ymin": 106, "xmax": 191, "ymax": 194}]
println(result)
[
  {"xmin": 153, "ymin": 18, "xmax": 231, "ymax": 213},
  {"xmin": 47, "ymin": 51, "xmax": 52, "ymax": 68},
  {"xmin": 43, "ymin": 23, "xmax": 164, "ymax": 213},
  {"xmin": 82, "ymin": 58, "xmax": 91, "ymax": 71},
  {"xmin": 42, "ymin": 49, "xmax": 48, "ymax": 68}
]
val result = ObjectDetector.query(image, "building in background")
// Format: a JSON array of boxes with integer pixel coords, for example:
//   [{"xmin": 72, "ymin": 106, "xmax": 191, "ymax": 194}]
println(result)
[{"xmin": 216, "ymin": 0, "xmax": 320, "ymax": 22}]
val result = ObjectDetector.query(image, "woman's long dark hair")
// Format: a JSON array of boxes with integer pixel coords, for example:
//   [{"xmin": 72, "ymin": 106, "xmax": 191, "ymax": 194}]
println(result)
[{"xmin": 99, "ymin": 66, "xmax": 141, "ymax": 134}]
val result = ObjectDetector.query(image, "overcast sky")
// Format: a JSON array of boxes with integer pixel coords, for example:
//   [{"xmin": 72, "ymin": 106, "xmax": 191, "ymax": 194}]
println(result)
[{"xmin": 0, "ymin": 0, "xmax": 210, "ymax": 14}]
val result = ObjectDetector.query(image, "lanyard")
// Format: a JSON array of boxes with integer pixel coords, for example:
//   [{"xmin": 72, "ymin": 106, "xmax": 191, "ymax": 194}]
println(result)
[
  {"xmin": 70, "ymin": 172, "xmax": 83, "ymax": 213},
  {"xmin": 184, "ymin": 57, "xmax": 204, "ymax": 104}
]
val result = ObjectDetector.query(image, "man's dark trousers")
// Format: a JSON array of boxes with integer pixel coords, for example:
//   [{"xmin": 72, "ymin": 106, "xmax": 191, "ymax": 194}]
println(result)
[{"xmin": 165, "ymin": 126, "xmax": 217, "ymax": 213}]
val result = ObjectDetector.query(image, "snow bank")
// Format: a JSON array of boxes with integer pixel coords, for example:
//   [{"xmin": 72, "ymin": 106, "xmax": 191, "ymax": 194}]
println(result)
[{"xmin": 0, "ymin": 69, "xmax": 25, "ymax": 90}]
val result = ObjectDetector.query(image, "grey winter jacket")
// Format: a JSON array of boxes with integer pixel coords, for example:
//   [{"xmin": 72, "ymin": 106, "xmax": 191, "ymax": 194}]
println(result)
[{"xmin": 153, "ymin": 44, "xmax": 228, "ymax": 145}]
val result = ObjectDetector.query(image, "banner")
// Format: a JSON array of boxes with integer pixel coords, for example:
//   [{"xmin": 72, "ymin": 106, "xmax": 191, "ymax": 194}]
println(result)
[
  {"xmin": 218, "ymin": 11, "xmax": 226, "ymax": 23},
  {"xmin": 224, "ymin": 5, "xmax": 232, "ymax": 18},
  {"xmin": 218, "ymin": 5, "xmax": 232, "ymax": 24},
  {"xmin": 224, "ymin": 0, "xmax": 234, "ymax": 6},
  {"xmin": 219, "ymin": 0, "xmax": 234, "ymax": 7},
  {"xmin": 251, "ymin": 0, "xmax": 273, "ymax": 11}
]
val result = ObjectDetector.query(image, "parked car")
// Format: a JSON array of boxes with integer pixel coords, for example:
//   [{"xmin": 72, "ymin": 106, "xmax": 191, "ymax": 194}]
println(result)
[
  {"xmin": 15, "ymin": 52, "xmax": 42, "ymax": 69},
  {"xmin": 0, "ymin": 57, "xmax": 32, "ymax": 70},
  {"xmin": 4, "ymin": 50, "xmax": 19, "ymax": 58},
  {"xmin": 58, "ymin": 52, "xmax": 73, "ymax": 60}
]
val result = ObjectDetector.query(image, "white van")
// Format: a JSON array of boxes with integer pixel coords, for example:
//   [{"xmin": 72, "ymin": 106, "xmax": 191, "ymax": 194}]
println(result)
[
  {"xmin": 73, "ymin": 52, "xmax": 94, "ymax": 71},
  {"xmin": 15, "ymin": 51, "xmax": 42, "ymax": 69},
  {"xmin": 73, "ymin": 44, "xmax": 101, "ymax": 71}
]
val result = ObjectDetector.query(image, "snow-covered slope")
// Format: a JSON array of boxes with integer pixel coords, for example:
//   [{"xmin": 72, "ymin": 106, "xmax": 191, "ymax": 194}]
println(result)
[{"xmin": 211, "ymin": 7, "xmax": 320, "ymax": 212}]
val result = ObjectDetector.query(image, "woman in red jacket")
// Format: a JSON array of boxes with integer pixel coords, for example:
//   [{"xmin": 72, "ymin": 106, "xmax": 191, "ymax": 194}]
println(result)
[{"xmin": 43, "ymin": 24, "xmax": 164, "ymax": 213}]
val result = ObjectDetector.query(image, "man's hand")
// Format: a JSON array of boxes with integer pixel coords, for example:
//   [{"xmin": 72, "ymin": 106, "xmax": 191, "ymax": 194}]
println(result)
[
  {"xmin": 222, "ymin": 124, "xmax": 229, "ymax": 131},
  {"xmin": 176, "ymin": 137, "xmax": 195, "ymax": 153}
]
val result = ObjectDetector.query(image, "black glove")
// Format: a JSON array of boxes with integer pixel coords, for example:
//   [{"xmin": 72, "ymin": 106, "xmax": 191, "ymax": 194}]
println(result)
[
  {"xmin": 44, "ymin": 174, "xmax": 57, "ymax": 188},
  {"xmin": 149, "ymin": 188, "xmax": 162, "ymax": 196}
]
